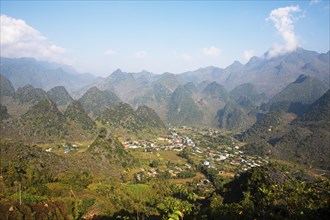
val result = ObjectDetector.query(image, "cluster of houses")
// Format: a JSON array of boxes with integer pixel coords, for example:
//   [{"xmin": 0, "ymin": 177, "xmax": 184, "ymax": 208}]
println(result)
[
  {"xmin": 145, "ymin": 163, "xmax": 194, "ymax": 178},
  {"xmin": 124, "ymin": 126, "xmax": 269, "ymax": 181},
  {"xmin": 191, "ymin": 141, "xmax": 267, "ymax": 174},
  {"xmin": 121, "ymin": 130, "xmax": 195, "ymax": 152},
  {"xmin": 45, "ymin": 126, "xmax": 269, "ymax": 180},
  {"xmin": 201, "ymin": 150, "xmax": 268, "ymax": 173},
  {"xmin": 175, "ymin": 126, "xmax": 269, "ymax": 174}
]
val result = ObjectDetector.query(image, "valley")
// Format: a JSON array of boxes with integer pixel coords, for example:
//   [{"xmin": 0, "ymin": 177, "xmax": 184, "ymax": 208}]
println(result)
[
  {"xmin": 0, "ymin": 49, "xmax": 329, "ymax": 219},
  {"xmin": 35, "ymin": 126, "xmax": 269, "ymax": 183},
  {"xmin": 1, "ymin": 124, "xmax": 329, "ymax": 219},
  {"xmin": 1, "ymin": 1, "xmax": 330, "ymax": 218}
]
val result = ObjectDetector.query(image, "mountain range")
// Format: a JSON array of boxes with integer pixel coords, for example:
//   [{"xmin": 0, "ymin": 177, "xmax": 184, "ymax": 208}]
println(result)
[
  {"xmin": 0, "ymin": 57, "xmax": 96, "ymax": 92},
  {"xmin": 1, "ymin": 48, "xmax": 329, "ymax": 218},
  {"xmin": 264, "ymin": 74, "xmax": 328, "ymax": 114},
  {"xmin": 1, "ymin": 48, "xmax": 329, "ymax": 129},
  {"xmin": 238, "ymin": 89, "xmax": 330, "ymax": 170},
  {"xmin": 76, "ymin": 48, "xmax": 327, "ymax": 100},
  {"xmin": 2, "ymin": 48, "xmax": 327, "ymax": 98},
  {"xmin": 97, "ymin": 103, "xmax": 167, "ymax": 139},
  {"xmin": 0, "ymin": 47, "xmax": 329, "ymax": 165},
  {"xmin": 0, "ymin": 74, "xmax": 167, "ymax": 143}
]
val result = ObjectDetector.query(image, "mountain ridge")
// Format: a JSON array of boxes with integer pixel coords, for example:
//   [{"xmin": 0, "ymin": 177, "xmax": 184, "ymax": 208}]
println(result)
[
  {"xmin": 1, "ymin": 48, "xmax": 328, "ymax": 102},
  {"xmin": 0, "ymin": 57, "xmax": 96, "ymax": 92}
]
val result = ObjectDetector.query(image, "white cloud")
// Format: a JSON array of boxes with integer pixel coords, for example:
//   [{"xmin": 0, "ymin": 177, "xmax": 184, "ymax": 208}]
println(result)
[
  {"xmin": 0, "ymin": 15, "xmax": 68, "ymax": 63},
  {"xmin": 135, "ymin": 50, "xmax": 148, "ymax": 59},
  {"xmin": 104, "ymin": 49, "xmax": 116, "ymax": 56},
  {"xmin": 243, "ymin": 50, "xmax": 254, "ymax": 60},
  {"xmin": 202, "ymin": 46, "xmax": 221, "ymax": 56},
  {"xmin": 266, "ymin": 5, "xmax": 301, "ymax": 58}
]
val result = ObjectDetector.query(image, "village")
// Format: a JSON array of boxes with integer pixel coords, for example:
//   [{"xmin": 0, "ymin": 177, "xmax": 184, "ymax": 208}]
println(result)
[
  {"xmin": 120, "ymin": 126, "xmax": 269, "ymax": 181},
  {"xmin": 42, "ymin": 126, "xmax": 268, "ymax": 184}
]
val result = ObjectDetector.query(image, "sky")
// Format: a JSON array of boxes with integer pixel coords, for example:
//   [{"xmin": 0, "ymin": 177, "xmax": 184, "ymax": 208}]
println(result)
[{"xmin": 1, "ymin": 0, "xmax": 329, "ymax": 76}]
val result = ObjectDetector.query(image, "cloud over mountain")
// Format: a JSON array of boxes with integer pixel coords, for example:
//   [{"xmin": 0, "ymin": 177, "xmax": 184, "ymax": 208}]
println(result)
[
  {"xmin": 0, "ymin": 15, "xmax": 68, "ymax": 63},
  {"xmin": 266, "ymin": 5, "xmax": 301, "ymax": 58},
  {"xmin": 243, "ymin": 50, "xmax": 254, "ymax": 60}
]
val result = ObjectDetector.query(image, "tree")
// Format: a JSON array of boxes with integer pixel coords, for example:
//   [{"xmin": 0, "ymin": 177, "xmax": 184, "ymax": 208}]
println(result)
[
  {"xmin": 150, "ymin": 160, "xmax": 159, "ymax": 168},
  {"xmin": 98, "ymin": 127, "xmax": 107, "ymax": 138},
  {"xmin": 157, "ymin": 197, "xmax": 192, "ymax": 220}
]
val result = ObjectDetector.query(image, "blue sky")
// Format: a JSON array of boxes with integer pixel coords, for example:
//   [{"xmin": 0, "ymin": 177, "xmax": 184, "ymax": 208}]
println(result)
[{"xmin": 1, "ymin": 0, "xmax": 329, "ymax": 76}]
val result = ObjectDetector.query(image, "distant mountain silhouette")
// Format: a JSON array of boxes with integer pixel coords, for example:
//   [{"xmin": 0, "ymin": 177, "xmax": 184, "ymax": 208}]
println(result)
[{"xmin": 0, "ymin": 57, "xmax": 96, "ymax": 92}]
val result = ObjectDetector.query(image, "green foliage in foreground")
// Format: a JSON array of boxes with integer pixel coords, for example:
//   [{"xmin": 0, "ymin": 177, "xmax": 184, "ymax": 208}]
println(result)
[
  {"xmin": 208, "ymin": 163, "xmax": 330, "ymax": 219},
  {"xmin": 1, "ymin": 139, "xmax": 329, "ymax": 219}
]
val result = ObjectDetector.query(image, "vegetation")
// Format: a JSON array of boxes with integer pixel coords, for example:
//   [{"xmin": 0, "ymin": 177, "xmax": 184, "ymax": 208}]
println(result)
[
  {"xmin": 297, "ymin": 89, "xmax": 330, "ymax": 124},
  {"xmin": 229, "ymin": 83, "xmax": 266, "ymax": 103},
  {"xmin": 0, "ymin": 103, "xmax": 10, "ymax": 121},
  {"xmin": 13, "ymin": 84, "xmax": 48, "ymax": 104},
  {"xmin": 274, "ymin": 91, "xmax": 330, "ymax": 170},
  {"xmin": 1, "ymin": 139, "xmax": 329, "ymax": 219},
  {"xmin": 97, "ymin": 103, "xmax": 167, "ymax": 140},
  {"xmin": 64, "ymin": 100, "xmax": 96, "ymax": 130},
  {"xmin": 78, "ymin": 86, "xmax": 121, "ymax": 117},
  {"xmin": 202, "ymin": 81, "xmax": 228, "ymax": 102},
  {"xmin": 217, "ymin": 101, "xmax": 250, "ymax": 130},
  {"xmin": 237, "ymin": 110, "xmax": 285, "ymax": 142},
  {"xmin": 1, "ymin": 97, "xmax": 97, "ymax": 143},
  {"xmin": 87, "ymin": 128, "xmax": 135, "ymax": 167},
  {"xmin": 167, "ymin": 85, "xmax": 204, "ymax": 126},
  {"xmin": 208, "ymin": 163, "xmax": 330, "ymax": 219},
  {"xmin": 237, "ymin": 90, "xmax": 330, "ymax": 173},
  {"xmin": 136, "ymin": 105, "xmax": 167, "ymax": 130},
  {"xmin": 0, "ymin": 74, "xmax": 15, "ymax": 97},
  {"xmin": 46, "ymin": 86, "xmax": 73, "ymax": 106},
  {"xmin": 19, "ymin": 99, "xmax": 69, "ymax": 140},
  {"xmin": 1, "ymin": 68, "xmax": 329, "ymax": 218},
  {"xmin": 265, "ymin": 74, "xmax": 328, "ymax": 114}
]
